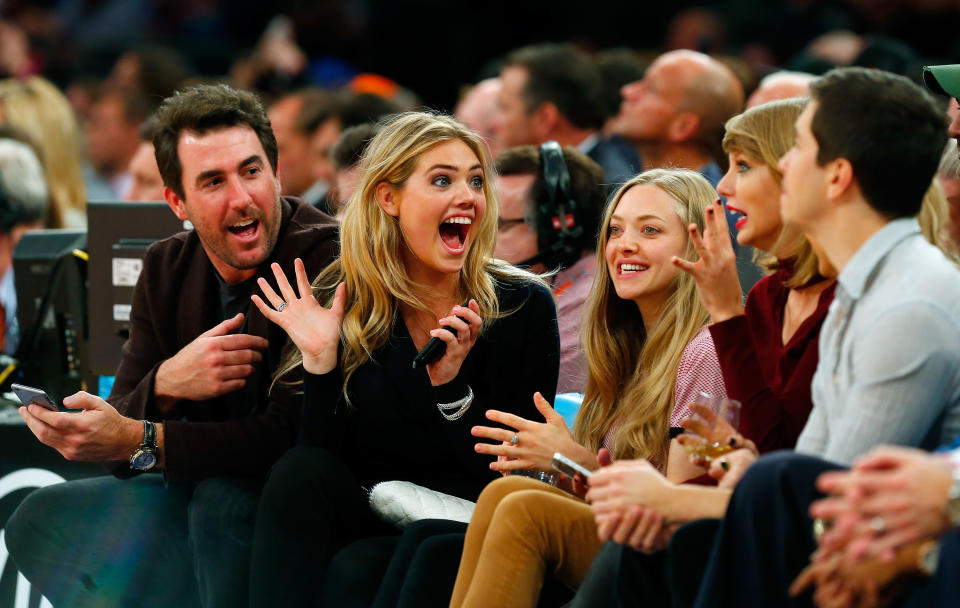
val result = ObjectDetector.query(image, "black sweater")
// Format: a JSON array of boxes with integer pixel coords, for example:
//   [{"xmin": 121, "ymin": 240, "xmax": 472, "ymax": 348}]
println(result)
[{"xmin": 300, "ymin": 279, "xmax": 560, "ymax": 501}]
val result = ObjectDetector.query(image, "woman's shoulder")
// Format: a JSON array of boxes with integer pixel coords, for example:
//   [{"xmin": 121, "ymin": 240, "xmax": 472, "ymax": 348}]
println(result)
[{"xmin": 681, "ymin": 326, "xmax": 718, "ymax": 362}]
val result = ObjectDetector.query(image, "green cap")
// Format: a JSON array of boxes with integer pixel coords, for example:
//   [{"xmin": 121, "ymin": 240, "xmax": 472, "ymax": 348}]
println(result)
[{"xmin": 923, "ymin": 64, "xmax": 960, "ymax": 97}]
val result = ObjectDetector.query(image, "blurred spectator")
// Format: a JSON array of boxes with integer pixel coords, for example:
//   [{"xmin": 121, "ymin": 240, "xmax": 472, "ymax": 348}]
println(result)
[
  {"xmin": 86, "ymin": 87, "xmax": 155, "ymax": 198},
  {"xmin": 491, "ymin": 43, "xmax": 639, "ymax": 190},
  {"xmin": 124, "ymin": 116, "xmax": 163, "ymax": 202},
  {"xmin": 746, "ymin": 70, "xmax": 816, "ymax": 108},
  {"xmin": 594, "ymin": 49, "xmax": 648, "ymax": 136},
  {"xmin": 454, "ymin": 78, "xmax": 502, "ymax": 159},
  {"xmin": 612, "ymin": 50, "xmax": 742, "ymax": 182},
  {"xmin": 268, "ymin": 88, "xmax": 335, "ymax": 205},
  {"xmin": 309, "ymin": 91, "xmax": 402, "ymax": 213},
  {"xmin": 938, "ymin": 139, "xmax": 960, "ymax": 249},
  {"xmin": 327, "ymin": 122, "xmax": 380, "ymax": 218},
  {"xmin": 0, "ymin": 76, "xmax": 86, "ymax": 228},
  {"xmin": 0, "ymin": 126, "xmax": 48, "ymax": 354},
  {"xmin": 106, "ymin": 45, "xmax": 195, "ymax": 101},
  {"xmin": 495, "ymin": 145, "xmax": 606, "ymax": 393},
  {"xmin": 807, "ymin": 30, "xmax": 866, "ymax": 65}
]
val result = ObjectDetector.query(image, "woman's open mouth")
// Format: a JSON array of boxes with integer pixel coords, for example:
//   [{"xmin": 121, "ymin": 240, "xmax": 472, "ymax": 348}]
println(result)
[
  {"xmin": 725, "ymin": 204, "xmax": 748, "ymax": 230},
  {"xmin": 439, "ymin": 216, "xmax": 471, "ymax": 254}
]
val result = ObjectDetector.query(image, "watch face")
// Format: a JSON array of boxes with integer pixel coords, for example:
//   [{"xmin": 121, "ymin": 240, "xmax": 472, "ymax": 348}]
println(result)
[{"xmin": 131, "ymin": 450, "xmax": 157, "ymax": 471}]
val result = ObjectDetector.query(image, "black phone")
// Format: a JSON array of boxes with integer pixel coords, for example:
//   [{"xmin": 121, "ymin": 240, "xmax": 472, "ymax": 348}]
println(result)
[
  {"xmin": 411, "ymin": 300, "xmax": 473, "ymax": 369},
  {"xmin": 11, "ymin": 383, "xmax": 59, "ymax": 411}
]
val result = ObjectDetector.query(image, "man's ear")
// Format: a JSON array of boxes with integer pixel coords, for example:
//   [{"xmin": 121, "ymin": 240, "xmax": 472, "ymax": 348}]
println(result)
[
  {"xmin": 531, "ymin": 102, "xmax": 560, "ymax": 140},
  {"xmin": 825, "ymin": 158, "xmax": 856, "ymax": 202},
  {"xmin": 375, "ymin": 181, "xmax": 400, "ymax": 217},
  {"xmin": 164, "ymin": 186, "xmax": 189, "ymax": 221},
  {"xmin": 667, "ymin": 112, "xmax": 701, "ymax": 143}
]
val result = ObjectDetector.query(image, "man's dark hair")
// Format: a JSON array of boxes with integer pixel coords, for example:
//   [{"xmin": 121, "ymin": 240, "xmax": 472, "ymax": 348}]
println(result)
[
  {"xmin": 809, "ymin": 67, "xmax": 946, "ymax": 218},
  {"xmin": 496, "ymin": 145, "xmax": 607, "ymax": 250},
  {"xmin": 504, "ymin": 44, "xmax": 605, "ymax": 130},
  {"xmin": 153, "ymin": 84, "xmax": 277, "ymax": 199},
  {"xmin": 127, "ymin": 45, "xmax": 196, "ymax": 100},
  {"xmin": 331, "ymin": 123, "xmax": 381, "ymax": 170},
  {"xmin": 294, "ymin": 88, "xmax": 337, "ymax": 134},
  {"xmin": 595, "ymin": 49, "xmax": 648, "ymax": 120}
]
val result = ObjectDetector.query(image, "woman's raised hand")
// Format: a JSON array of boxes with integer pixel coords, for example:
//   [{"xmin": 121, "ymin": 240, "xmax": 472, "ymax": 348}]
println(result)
[
  {"xmin": 473, "ymin": 392, "xmax": 593, "ymax": 474},
  {"xmin": 670, "ymin": 199, "xmax": 745, "ymax": 323},
  {"xmin": 425, "ymin": 299, "xmax": 482, "ymax": 386},
  {"xmin": 251, "ymin": 258, "xmax": 346, "ymax": 375}
]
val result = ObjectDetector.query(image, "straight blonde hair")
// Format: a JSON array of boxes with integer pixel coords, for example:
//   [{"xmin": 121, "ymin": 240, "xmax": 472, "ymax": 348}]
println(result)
[
  {"xmin": 573, "ymin": 169, "xmax": 713, "ymax": 466},
  {"xmin": 272, "ymin": 112, "xmax": 540, "ymax": 398}
]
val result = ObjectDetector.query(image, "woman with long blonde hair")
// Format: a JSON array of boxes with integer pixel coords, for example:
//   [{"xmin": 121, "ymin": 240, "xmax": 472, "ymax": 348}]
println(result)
[
  {"xmin": 450, "ymin": 168, "xmax": 727, "ymax": 608},
  {"xmin": 247, "ymin": 112, "xmax": 560, "ymax": 607},
  {"xmin": 0, "ymin": 76, "xmax": 86, "ymax": 228}
]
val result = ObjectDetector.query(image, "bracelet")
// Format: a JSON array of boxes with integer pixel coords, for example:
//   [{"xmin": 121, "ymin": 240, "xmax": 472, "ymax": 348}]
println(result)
[{"xmin": 437, "ymin": 386, "xmax": 473, "ymax": 421}]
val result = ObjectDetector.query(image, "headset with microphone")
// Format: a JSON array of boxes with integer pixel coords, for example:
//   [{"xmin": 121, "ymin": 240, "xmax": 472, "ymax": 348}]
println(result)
[{"xmin": 518, "ymin": 141, "xmax": 587, "ymax": 270}]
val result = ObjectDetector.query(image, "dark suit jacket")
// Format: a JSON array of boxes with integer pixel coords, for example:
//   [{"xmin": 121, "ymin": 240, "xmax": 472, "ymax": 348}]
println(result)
[
  {"xmin": 107, "ymin": 197, "xmax": 340, "ymax": 482},
  {"xmin": 585, "ymin": 135, "xmax": 642, "ymax": 194}
]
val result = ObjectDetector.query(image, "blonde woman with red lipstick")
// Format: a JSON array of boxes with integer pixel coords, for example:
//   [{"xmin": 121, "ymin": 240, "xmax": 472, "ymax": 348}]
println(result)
[
  {"xmin": 448, "ymin": 168, "xmax": 726, "ymax": 608},
  {"xmin": 246, "ymin": 112, "xmax": 560, "ymax": 607},
  {"xmin": 672, "ymin": 98, "xmax": 836, "ymax": 454}
]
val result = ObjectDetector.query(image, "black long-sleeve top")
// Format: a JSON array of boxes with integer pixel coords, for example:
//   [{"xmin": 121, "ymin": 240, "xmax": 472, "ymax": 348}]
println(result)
[{"xmin": 300, "ymin": 279, "xmax": 560, "ymax": 501}]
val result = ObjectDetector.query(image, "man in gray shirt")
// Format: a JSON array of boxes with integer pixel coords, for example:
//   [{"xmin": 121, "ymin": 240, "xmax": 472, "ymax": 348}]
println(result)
[
  {"xmin": 777, "ymin": 69, "xmax": 960, "ymax": 465},
  {"xmin": 689, "ymin": 67, "xmax": 960, "ymax": 607}
]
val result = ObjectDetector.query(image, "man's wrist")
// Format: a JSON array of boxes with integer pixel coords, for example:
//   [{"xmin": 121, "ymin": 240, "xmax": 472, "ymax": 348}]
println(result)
[
  {"xmin": 121, "ymin": 416, "xmax": 146, "ymax": 460},
  {"xmin": 153, "ymin": 361, "xmax": 180, "ymax": 412}
]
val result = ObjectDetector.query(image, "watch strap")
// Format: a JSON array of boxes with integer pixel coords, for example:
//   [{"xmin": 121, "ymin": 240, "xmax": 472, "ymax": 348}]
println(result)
[{"xmin": 141, "ymin": 420, "xmax": 157, "ymax": 450}]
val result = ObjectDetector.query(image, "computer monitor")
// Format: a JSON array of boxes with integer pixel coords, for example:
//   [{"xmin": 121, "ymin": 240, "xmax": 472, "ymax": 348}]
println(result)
[
  {"xmin": 87, "ymin": 201, "xmax": 189, "ymax": 377},
  {"xmin": 12, "ymin": 229, "xmax": 88, "ymax": 400}
]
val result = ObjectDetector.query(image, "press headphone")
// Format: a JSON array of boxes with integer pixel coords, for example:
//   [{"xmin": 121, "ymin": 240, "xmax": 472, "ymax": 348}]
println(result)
[{"xmin": 519, "ymin": 141, "xmax": 586, "ymax": 269}]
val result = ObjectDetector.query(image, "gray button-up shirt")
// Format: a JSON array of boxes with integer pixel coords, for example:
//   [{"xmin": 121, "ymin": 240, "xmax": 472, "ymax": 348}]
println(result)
[{"xmin": 796, "ymin": 218, "xmax": 960, "ymax": 465}]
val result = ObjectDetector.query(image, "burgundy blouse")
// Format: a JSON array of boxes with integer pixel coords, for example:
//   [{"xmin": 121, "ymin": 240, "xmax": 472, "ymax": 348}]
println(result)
[{"xmin": 708, "ymin": 269, "xmax": 836, "ymax": 453}]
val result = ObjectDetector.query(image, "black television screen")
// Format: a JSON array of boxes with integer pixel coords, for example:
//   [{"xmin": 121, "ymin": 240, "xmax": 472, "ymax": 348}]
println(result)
[{"xmin": 86, "ymin": 201, "xmax": 188, "ymax": 377}]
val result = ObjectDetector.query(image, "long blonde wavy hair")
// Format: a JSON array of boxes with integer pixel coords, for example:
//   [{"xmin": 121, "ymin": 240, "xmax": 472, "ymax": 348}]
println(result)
[
  {"xmin": 272, "ymin": 112, "xmax": 538, "ymax": 397},
  {"xmin": 573, "ymin": 169, "xmax": 714, "ymax": 466},
  {"xmin": 0, "ymin": 77, "xmax": 86, "ymax": 229}
]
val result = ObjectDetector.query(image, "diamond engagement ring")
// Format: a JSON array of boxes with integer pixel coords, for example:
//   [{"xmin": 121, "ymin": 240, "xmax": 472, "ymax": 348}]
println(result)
[
  {"xmin": 277, "ymin": 302, "xmax": 288, "ymax": 312},
  {"xmin": 869, "ymin": 516, "xmax": 886, "ymax": 534},
  {"xmin": 511, "ymin": 433, "xmax": 519, "ymax": 446}
]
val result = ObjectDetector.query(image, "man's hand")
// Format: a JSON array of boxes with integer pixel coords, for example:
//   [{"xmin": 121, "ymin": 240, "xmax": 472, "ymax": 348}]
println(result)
[
  {"xmin": 586, "ymin": 459, "xmax": 675, "ymax": 515},
  {"xmin": 811, "ymin": 446, "xmax": 954, "ymax": 562},
  {"xmin": 154, "ymin": 312, "xmax": 268, "ymax": 408},
  {"xmin": 19, "ymin": 392, "xmax": 145, "ymax": 462}
]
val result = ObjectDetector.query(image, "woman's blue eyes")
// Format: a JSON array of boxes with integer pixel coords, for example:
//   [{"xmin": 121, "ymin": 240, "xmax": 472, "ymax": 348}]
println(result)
[
  {"xmin": 737, "ymin": 161, "xmax": 750, "ymax": 172},
  {"xmin": 431, "ymin": 175, "xmax": 484, "ymax": 189}
]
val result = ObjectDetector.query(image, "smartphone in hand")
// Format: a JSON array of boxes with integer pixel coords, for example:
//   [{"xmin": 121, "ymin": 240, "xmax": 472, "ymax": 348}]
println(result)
[
  {"xmin": 11, "ymin": 384, "xmax": 59, "ymax": 411},
  {"xmin": 551, "ymin": 452, "xmax": 592, "ymax": 482}
]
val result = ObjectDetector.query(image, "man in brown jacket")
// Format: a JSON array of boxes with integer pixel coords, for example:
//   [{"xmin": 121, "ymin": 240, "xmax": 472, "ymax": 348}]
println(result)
[{"xmin": 7, "ymin": 84, "xmax": 340, "ymax": 607}]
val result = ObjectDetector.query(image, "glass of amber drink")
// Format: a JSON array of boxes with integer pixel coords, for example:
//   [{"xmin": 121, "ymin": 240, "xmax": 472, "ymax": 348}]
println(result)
[{"xmin": 681, "ymin": 392, "xmax": 742, "ymax": 464}]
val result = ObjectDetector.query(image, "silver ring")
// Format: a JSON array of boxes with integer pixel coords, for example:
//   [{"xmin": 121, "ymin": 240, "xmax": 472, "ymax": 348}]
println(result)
[
  {"xmin": 510, "ymin": 433, "xmax": 519, "ymax": 446},
  {"xmin": 277, "ymin": 302, "xmax": 288, "ymax": 312},
  {"xmin": 869, "ymin": 516, "xmax": 886, "ymax": 534}
]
